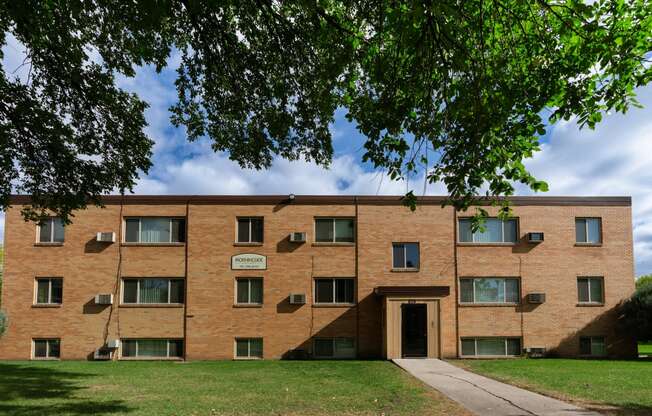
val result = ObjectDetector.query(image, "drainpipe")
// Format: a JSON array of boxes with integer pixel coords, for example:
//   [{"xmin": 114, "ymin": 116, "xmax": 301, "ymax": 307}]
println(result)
[
  {"xmin": 453, "ymin": 207, "xmax": 460, "ymax": 358},
  {"xmin": 354, "ymin": 196, "xmax": 360, "ymax": 358},
  {"xmin": 183, "ymin": 200, "xmax": 189, "ymax": 361}
]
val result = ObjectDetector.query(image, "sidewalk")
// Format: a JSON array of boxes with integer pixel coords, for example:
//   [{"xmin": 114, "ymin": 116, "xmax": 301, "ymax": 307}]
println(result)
[{"xmin": 393, "ymin": 359, "xmax": 601, "ymax": 416}]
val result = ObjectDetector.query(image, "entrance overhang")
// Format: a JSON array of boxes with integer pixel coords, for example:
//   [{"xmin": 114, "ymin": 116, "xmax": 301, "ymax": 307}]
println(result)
[{"xmin": 374, "ymin": 285, "xmax": 450, "ymax": 297}]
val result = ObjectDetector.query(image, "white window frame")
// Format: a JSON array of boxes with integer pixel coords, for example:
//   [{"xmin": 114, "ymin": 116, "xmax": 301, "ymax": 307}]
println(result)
[
  {"xmin": 34, "ymin": 278, "xmax": 63, "ymax": 305},
  {"xmin": 123, "ymin": 217, "xmax": 185, "ymax": 243},
  {"xmin": 121, "ymin": 278, "xmax": 184, "ymax": 304},
  {"xmin": 314, "ymin": 217, "xmax": 355, "ymax": 243},
  {"xmin": 575, "ymin": 217, "xmax": 602, "ymax": 244},
  {"xmin": 580, "ymin": 336, "xmax": 607, "ymax": 357},
  {"xmin": 234, "ymin": 338, "xmax": 263, "ymax": 359},
  {"xmin": 458, "ymin": 218, "xmax": 518, "ymax": 243},
  {"xmin": 460, "ymin": 337, "xmax": 522, "ymax": 357},
  {"xmin": 577, "ymin": 277, "xmax": 604, "ymax": 304},
  {"xmin": 120, "ymin": 339, "xmax": 183, "ymax": 359},
  {"xmin": 313, "ymin": 278, "xmax": 355, "ymax": 305},
  {"xmin": 392, "ymin": 242, "xmax": 420, "ymax": 269},
  {"xmin": 235, "ymin": 217, "xmax": 264, "ymax": 243},
  {"xmin": 32, "ymin": 338, "xmax": 60, "ymax": 359},
  {"xmin": 36, "ymin": 217, "xmax": 64, "ymax": 243},
  {"xmin": 235, "ymin": 278, "xmax": 263, "ymax": 305},
  {"xmin": 460, "ymin": 278, "xmax": 520, "ymax": 304},
  {"xmin": 313, "ymin": 338, "xmax": 356, "ymax": 359}
]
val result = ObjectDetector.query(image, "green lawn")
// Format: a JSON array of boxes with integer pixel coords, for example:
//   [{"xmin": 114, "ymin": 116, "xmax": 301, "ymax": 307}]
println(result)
[
  {"xmin": 0, "ymin": 360, "xmax": 467, "ymax": 416},
  {"xmin": 639, "ymin": 342, "xmax": 652, "ymax": 355},
  {"xmin": 454, "ymin": 358, "xmax": 652, "ymax": 415}
]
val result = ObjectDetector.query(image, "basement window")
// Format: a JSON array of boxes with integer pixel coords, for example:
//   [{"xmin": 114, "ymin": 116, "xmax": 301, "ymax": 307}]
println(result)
[
  {"xmin": 33, "ymin": 339, "xmax": 60, "ymax": 359},
  {"xmin": 121, "ymin": 339, "xmax": 183, "ymax": 359},
  {"xmin": 461, "ymin": 338, "xmax": 521, "ymax": 357},
  {"xmin": 235, "ymin": 338, "xmax": 263, "ymax": 359},
  {"xmin": 313, "ymin": 338, "xmax": 356, "ymax": 359},
  {"xmin": 579, "ymin": 336, "xmax": 607, "ymax": 357}
]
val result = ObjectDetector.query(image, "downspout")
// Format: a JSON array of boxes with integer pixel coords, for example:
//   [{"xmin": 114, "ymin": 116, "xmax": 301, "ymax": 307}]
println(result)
[
  {"xmin": 354, "ymin": 196, "xmax": 360, "ymax": 358},
  {"xmin": 183, "ymin": 200, "xmax": 189, "ymax": 361},
  {"xmin": 453, "ymin": 207, "xmax": 460, "ymax": 358}
]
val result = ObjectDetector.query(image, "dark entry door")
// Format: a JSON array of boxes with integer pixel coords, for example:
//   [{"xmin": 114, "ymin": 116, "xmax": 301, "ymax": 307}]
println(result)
[{"xmin": 401, "ymin": 304, "xmax": 427, "ymax": 357}]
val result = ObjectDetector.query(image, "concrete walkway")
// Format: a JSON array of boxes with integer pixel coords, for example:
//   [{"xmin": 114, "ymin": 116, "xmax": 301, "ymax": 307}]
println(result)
[{"xmin": 393, "ymin": 359, "xmax": 601, "ymax": 416}]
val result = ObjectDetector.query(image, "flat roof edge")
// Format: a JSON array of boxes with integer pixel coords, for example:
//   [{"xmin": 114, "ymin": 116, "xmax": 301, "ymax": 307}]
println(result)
[{"xmin": 7, "ymin": 194, "xmax": 632, "ymax": 207}]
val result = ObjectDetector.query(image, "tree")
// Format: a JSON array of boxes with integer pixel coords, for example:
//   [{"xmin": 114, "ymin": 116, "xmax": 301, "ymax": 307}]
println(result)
[
  {"xmin": 1, "ymin": 1, "xmax": 651, "ymax": 221},
  {"xmin": 636, "ymin": 275, "xmax": 652, "ymax": 290},
  {"xmin": 620, "ymin": 284, "xmax": 652, "ymax": 343}
]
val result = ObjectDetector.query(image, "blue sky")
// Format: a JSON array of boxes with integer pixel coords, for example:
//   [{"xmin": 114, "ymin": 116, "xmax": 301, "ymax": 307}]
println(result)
[{"xmin": 3, "ymin": 37, "xmax": 652, "ymax": 276}]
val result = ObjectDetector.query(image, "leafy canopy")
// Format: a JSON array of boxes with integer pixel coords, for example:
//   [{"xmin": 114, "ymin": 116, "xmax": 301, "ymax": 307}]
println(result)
[
  {"xmin": 637, "ymin": 274, "xmax": 652, "ymax": 290},
  {"xmin": 1, "ymin": 1, "xmax": 651, "ymax": 220}
]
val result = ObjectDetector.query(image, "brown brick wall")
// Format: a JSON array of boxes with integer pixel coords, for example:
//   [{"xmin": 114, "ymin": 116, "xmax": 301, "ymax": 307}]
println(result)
[{"xmin": 0, "ymin": 197, "xmax": 636, "ymax": 360}]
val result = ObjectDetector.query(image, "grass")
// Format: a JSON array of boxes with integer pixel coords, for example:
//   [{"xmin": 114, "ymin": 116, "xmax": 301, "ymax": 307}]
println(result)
[
  {"xmin": 0, "ymin": 360, "xmax": 468, "ymax": 416},
  {"xmin": 639, "ymin": 342, "xmax": 652, "ymax": 355},
  {"xmin": 454, "ymin": 358, "xmax": 652, "ymax": 415}
]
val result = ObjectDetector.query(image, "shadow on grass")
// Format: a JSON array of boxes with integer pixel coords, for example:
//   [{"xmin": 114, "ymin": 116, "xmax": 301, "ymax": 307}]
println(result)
[{"xmin": 0, "ymin": 363, "xmax": 131, "ymax": 415}]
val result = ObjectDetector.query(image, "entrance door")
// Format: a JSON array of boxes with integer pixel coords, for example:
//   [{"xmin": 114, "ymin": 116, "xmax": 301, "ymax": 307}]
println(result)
[{"xmin": 401, "ymin": 304, "xmax": 427, "ymax": 357}]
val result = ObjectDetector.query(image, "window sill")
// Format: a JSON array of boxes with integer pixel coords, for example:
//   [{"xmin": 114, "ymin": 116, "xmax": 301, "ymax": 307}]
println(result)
[
  {"xmin": 391, "ymin": 268, "xmax": 420, "ymax": 273},
  {"xmin": 312, "ymin": 303, "xmax": 356, "ymax": 308},
  {"xmin": 119, "ymin": 304, "xmax": 184, "ymax": 308},
  {"xmin": 233, "ymin": 304, "xmax": 263, "ymax": 308},
  {"xmin": 577, "ymin": 302, "xmax": 605, "ymax": 307},
  {"xmin": 233, "ymin": 242, "xmax": 263, "ymax": 247},
  {"xmin": 121, "ymin": 243, "xmax": 185, "ymax": 247},
  {"xmin": 311, "ymin": 242, "xmax": 355, "ymax": 247},
  {"xmin": 119, "ymin": 357, "xmax": 183, "ymax": 361},
  {"xmin": 32, "ymin": 304, "xmax": 62, "ymax": 308},
  {"xmin": 574, "ymin": 243, "xmax": 603, "ymax": 247},
  {"xmin": 233, "ymin": 356, "xmax": 263, "ymax": 360},
  {"xmin": 459, "ymin": 303, "xmax": 520, "ymax": 307},
  {"xmin": 456, "ymin": 243, "xmax": 516, "ymax": 247},
  {"xmin": 460, "ymin": 355, "xmax": 521, "ymax": 359},
  {"xmin": 34, "ymin": 242, "xmax": 64, "ymax": 247},
  {"xmin": 31, "ymin": 357, "xmax": 60, "ymax": 361}
]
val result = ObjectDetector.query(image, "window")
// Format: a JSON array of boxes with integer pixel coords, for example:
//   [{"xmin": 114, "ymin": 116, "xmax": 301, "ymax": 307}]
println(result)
[
  {"xmin": 236, "ymin": 278, "xmax": 263, "ymax": 304},
  {"xmin": 124, "ymin": 217, "xmax": 185, "ymax": 243},
  {"xmin": 121, "ymin": 339, "xmax": 183, "ymax": 358},
  {"xmin": 235, "ymin": 338, "xmax": 263, "ymax": 359},
  {"xmin": 35, "ymin": 278, "xmax": 63, "ymax": 304},
  {"xmin": 460, "ymin": 278, "xmax": 520, "ymax": 304},
  {"xmin": 576, "ymin": 218, "xmax": 602, "ymax": 244},
  {"xmin": 458, "ymin": 218, "xmax": 518, "ymax": 243},
  {"xmin": 392, "ymin": 243, "xmax": 420, "ymax": 269},
  {"xmin": 237, "ymin": 217, "xmax": 263, "ymax": 243},
  {"xmin": 461, "ymin": 338, "xmax": 521, "ymax": 357},
  {"xmin": 579, "ymin": 336, "xmax": 607, "ymax": 357},
  {"xmin": 314, "ymin": 278, "xmax": 355, "ymax": 304},
  {"xmin": 122, "ymin": 279, "xmax": 184, "ymax": 304},
  {"xmin": 38, "ymin": 217, "xmax": 64, "ymax": 243},
  {"xmin": 315, "ymin": 218, "xmax": 355, "ymax": 243},
  {"xmin": 577, "ymin": 277, "xmax": 604, "ymax": 304},
  {"xmin": 33, "ymin": 339, "xmax": 60, "ymax": 359},
  {"xmin": 314, "ymin": 338, "xmax": 356, "ymax": 358}
]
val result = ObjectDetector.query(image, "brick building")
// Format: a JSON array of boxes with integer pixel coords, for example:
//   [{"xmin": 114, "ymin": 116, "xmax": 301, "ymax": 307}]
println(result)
[{"xmin": 0, "ymin": 195, "xmax": 637, "ymax": 360}]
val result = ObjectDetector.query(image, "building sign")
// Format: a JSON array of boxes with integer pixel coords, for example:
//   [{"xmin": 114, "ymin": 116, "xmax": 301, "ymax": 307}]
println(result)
[{"xmin": 231, "ymin": 253, "xmax": 267, "ymax": 270}]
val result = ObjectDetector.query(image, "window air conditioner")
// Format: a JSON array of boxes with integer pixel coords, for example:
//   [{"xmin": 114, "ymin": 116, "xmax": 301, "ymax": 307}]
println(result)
[
  {"xmin": 525, "ymin": 347, "xmax": 546, "ymax": 358},
  {"xmin": 527, "ymin": 293, "xmax": 546, "ymax": 304},
  {"xmin": 289, "ymin": 232, "xmax": 306, "ymax": 243},
  {"xmin": 93, "ymin": 347, "xmax": 112, "ymax": 360},
  {"xmin": 107, "ymin": 339, "xmax": 121, "ymax": 349},
  {"xmin": 289, "ymin": 293, "xmax": 306, "ymax": 305},
  {"xmin": 96, "ymin": 232, "xmax": 116, "ymax": 243},
  {"xmin": 527, "ymin": 232, "xmax": 544, "ymax": 243},
  {"xmin": 94, "ymin": 294, "xmax": 114, "ymax": 305}
]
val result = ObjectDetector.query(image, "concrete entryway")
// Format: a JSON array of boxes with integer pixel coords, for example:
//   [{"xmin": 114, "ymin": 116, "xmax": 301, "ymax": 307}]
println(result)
[{"xmin": 393, "ymin": 359, "xmax": 601, "ymax": 416}]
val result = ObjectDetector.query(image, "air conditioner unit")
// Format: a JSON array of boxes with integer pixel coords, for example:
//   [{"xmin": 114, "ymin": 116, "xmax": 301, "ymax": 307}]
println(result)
[
  {"xmin": 93, "ymin": 347, "xmax": 112, "ymax": 361},
  {"xmin": 527, "ymin": 293, "xmax": 546, "ymax": 304},
  {"xmin": 107, "ymin": 339, "xmax": 121, "ymax": 349},
  {"xmin": 527, "ymin": 232, "xmax": 544, "ymax": 243},
  {"xmin": 96, "ymin": 232, "xmax": 116, "ymax": 243},
  {"xmin": 525, "ymin": 347, "xmax": 546, "ymax": 358},
  {"xmin": 289, "ymin": 232, "xmax": 306, "ymax": 243},
  {"xmin": 289, "ymin": 293, "xmax": 306, "ymax": 305},
  {"xmin": 94, "ymin": 294, "xmax": 114, "ymax": 305}
]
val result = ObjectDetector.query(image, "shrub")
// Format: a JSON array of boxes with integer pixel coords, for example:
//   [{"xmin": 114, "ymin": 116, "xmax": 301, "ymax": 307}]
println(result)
[
  {"xmin": 0, "ymin": 310, "xmax": 6, "ymax": 337},
  {"xmin": 620, "ymin": 284, "xmax": 652, "ymax": 343}
]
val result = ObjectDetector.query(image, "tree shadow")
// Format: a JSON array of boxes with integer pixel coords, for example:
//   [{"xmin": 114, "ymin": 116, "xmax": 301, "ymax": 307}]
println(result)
[{"xmin": 0, "ymin": 363, "xmax": 132, "ymax": 415}]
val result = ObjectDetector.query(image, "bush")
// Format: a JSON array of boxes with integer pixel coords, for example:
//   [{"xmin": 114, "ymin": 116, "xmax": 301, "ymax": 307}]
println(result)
[
  {"xmin": 620, "ymin": 284, "xmax": 652, "ymax": 343},
  {"xmin": 0, "ymin": 310, "xmax": 6, "ymax": 337},
  {"xmin": 636, "ymin": 274, "xmax": 652, "ymax": 290}
]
